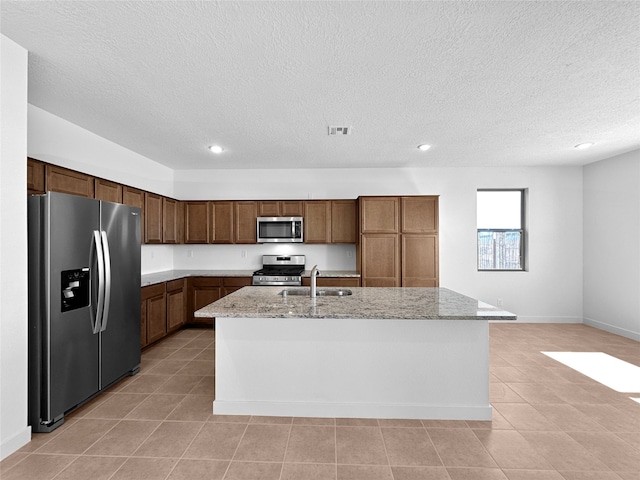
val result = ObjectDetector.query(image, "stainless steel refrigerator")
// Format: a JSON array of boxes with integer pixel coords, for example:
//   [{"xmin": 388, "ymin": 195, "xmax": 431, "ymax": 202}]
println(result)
[{"xmin": 28, "ymin": 191, "xmax": 141, "ymax": 432}]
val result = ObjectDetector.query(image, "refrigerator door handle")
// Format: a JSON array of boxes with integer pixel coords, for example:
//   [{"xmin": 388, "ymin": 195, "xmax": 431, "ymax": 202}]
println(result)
[
  {"xmin": 93, "ymin": 230, "xmax": 105, "ymax": 334},
  {"xmin": 99, "ymin": 231, "xmax": 112, "ymax": 332}
]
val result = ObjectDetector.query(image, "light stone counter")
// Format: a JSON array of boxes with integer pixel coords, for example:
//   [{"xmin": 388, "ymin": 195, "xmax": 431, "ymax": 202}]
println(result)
[
  {"xmin": 199, "ymin": 286, "xmax": 515, "ymax": 421},
  {"xmin": 141, "ymin": 270, "xmax": 359, "ymax": 287},
  {"xmin": 194, "ymin": 286, "xmax": 515, "ymax": 321}
]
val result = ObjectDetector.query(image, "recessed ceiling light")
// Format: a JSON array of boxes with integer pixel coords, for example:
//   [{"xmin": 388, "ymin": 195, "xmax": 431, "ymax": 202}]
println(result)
[
  {"xmin": 417, "ymin": 144, "xmax": 431, "ymax": 151},
  {"xmin": 574, "ymin": 142, "xmax": 594, "ymax": 150},
  {"xmin": 208, "ymin": 145, "xmax": 224, "ymax": 154}
]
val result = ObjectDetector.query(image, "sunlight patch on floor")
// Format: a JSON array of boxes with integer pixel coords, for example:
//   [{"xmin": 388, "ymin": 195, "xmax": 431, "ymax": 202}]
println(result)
[{"xmin": 541, "ymin": 351, "xmax": 640, "ymax": 393}]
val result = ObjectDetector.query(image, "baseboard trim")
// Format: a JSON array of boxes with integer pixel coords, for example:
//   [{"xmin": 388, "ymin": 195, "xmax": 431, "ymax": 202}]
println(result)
[
  {"xmin": 0, "ymin": 425, "xmax": 31, "ymax": 461},
  {"xmin": 490, "ymin": 316, "xmax": 582, "ymax": 324},
  {"xmin": 583, "ymin": 317, "xmax": 640, "ymax": 342}
]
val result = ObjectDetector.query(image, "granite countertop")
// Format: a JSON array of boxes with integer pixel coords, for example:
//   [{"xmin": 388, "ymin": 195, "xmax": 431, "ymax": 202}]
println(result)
[
  {"xmin": 141, "ymin": 269, "xmax": 360, "ymax": 287},
  {"xmin": 195, "ymin": 286, "xmax": 517, "ymax": 321}
]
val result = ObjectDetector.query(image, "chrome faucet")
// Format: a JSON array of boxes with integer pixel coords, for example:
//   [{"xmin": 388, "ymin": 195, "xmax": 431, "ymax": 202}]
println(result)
[{"xmin": 310, "ymin": 265, "xmax": 320, "ymax": 297}]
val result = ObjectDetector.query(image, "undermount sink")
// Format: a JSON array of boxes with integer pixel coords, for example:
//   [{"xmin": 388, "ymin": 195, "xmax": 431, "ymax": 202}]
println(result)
[{"xmin": 279, "ymin": 288, "xmax": 353, "ymax": 297}]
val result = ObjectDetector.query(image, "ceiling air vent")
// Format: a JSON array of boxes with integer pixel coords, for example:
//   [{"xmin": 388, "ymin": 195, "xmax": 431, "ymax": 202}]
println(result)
[{"xmin": 328, "ymin": 126, "xmax": 352, "ymax": 136}]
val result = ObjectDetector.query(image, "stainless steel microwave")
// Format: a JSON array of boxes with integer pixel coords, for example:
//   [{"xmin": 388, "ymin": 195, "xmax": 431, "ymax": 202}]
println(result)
[{"xmin": 256, "ymin": 217, "xmax": 303, "ymax": 243}]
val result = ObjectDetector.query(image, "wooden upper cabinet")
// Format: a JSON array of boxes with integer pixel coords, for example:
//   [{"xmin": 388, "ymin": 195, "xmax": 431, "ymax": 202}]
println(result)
[
  {"xmin": 235, "ymin": 201, "xmax": 258, "ymax": 244},
  {"xmin": 27, "ymin": 158, "xmax": 45, "ymax": 195},
  {"xmin": 304, "ymin": 201, "xmax": 331, "ymax": 243},
  {"xmin": 162, "ymin": 197, "xmax": 182, "ymax": 244},
  {"xmin": 94, "ymin": 178, "xmax": 123, "ymax": 203},
  {"xmin": 184, "ymin": 201, "xmax": 210, "ymax": 244},
  {"xmin": 359, "ymin": 196, "xmax": 399, "ymax": 234},
  {"xmin": 211, "ymin": 201, "xmax": 234, "ymax": 244},
  {"xmin": 401, "ymin": 234, "xmax": 439, "ymax": 287},
  {"xmin": 401, "ymin": 196, "xmax": 438, "ymax": 234},
  {"xmin": 331, "ymin": 200, "xmax": 357, "ymax": 243},
  {"xmin": 123, "ymin": 186, "xmax": 145, "ymax": 240},
  {"xmin": 45, "ymin": 165, "xmax": 95, "ymax": 198},
  {"xmin": 359, "ymin": 234, "xmax": 400, "ymax": 287},
  {"xmin": 258, "ymin": 200, "xmax": 304, "ymax": 217},
  {"xmin": 144, "ymin": 192, "xmax": 163, "ymax": 244}
]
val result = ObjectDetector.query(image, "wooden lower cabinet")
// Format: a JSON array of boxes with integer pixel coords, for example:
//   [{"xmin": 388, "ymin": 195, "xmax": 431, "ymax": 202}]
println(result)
[
  {"xmin": 222, "ymin": 277, "xmax": 252, "ymax": 296},
  {"xmin": 166, "ymin": 279, "xmax": 187, "ymax": 333},
  {"xmin": 141, "ymin": 283, "xmax": 166, "ymax": 347},
  {"xmin": 189, "ymin": 277, "xmax": 222, "ymax": 325},
  {"xmin": 302, "ymin": 277, "xmax": 361, "ymax": 288}
]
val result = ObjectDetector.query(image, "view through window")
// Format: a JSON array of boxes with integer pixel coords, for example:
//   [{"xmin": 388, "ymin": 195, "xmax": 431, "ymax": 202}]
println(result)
[{"xmin": 477, "ymin": 189, "xmax": 524, "ymax": 270}]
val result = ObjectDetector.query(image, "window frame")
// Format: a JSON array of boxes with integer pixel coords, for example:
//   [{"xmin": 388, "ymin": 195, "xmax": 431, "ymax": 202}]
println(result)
[{"xmin": 477, "ymin": 188, "xmax": 526, "ymax": 272}]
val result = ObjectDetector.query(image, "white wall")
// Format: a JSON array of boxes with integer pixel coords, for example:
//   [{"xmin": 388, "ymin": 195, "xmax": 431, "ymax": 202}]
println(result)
[
  {"xmin": 583, "ymin": 150, "xmax": 640, "ymax": 340},
  {"xmin": 0, "ymin": 35, "xmax": 31, "ymax": 460},
  {"xmin": 28, "ymin": 105, "xmax": 175, "ymax": 198},
  {"xmin": 174, "ymin": 166, "xmax": 584, "ymax": 322}
]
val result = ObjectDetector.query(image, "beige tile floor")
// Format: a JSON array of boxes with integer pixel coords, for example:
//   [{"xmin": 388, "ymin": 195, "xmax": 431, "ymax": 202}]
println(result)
[{"xmin": 2, "ymin": 323, "xmax": 639, "ymax": 480}]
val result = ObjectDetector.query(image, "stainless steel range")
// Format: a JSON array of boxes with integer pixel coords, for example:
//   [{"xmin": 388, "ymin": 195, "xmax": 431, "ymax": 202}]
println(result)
[{"xmin": 252, "ymin": 255, "xmax": 305, "ymax": 286}]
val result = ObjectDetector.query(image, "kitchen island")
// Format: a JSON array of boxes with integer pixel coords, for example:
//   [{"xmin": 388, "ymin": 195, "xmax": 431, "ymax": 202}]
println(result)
[{"xmin": 196, "ymin": 286, "xmax": 516, "ymax": 420}]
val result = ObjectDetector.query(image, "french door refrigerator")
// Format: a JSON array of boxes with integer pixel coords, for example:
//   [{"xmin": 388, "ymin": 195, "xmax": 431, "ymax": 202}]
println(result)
[{"xmin": 28, "ymin": 191, "xmax": 141, "ymax": 432}]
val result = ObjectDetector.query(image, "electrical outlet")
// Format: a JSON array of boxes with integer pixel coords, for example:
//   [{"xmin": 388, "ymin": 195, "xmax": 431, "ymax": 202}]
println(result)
[
  {"xmin": 187, "ymin": 250, "xmax": 193, "ymax": 258},
  {"xmin": 347, "ymin": 250, "xmax": 353, "ymax": 258},
  {"xmin": 497, "ymin": 298, "xmax": 504, "ymax": 307},
  {"xmin": 241, "ymin": 250, "xmax": 247, "ymax": 258}
]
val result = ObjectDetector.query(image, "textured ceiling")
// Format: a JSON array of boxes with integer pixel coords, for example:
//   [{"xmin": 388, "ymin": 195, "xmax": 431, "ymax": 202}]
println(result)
[{"xmin": 1, "ymin": 1, "xmax": 639, "ymax": 170}]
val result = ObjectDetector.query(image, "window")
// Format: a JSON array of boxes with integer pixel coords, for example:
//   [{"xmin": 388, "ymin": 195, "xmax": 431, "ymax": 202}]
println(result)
[{"xmin": 477, "ymin": 189, "xmax": 525, "ymax": 271}]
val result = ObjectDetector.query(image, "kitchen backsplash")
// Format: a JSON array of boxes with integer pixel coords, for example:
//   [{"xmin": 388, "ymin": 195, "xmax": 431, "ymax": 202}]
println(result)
[{"xmin": 141, "ymin": 244, "xmax": 357, "ymax": 275}]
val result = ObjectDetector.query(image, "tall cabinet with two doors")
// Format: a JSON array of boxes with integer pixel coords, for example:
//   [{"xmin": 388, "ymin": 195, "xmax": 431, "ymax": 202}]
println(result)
[{"xmin": 357, "ymin": 196, "xmax": 439, "ymax": 287}]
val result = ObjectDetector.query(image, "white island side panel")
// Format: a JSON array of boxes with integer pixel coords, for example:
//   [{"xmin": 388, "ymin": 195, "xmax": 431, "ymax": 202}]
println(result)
[{"xmin": 214, "ymin": 316, "xmax": 491, "ymax": 420}]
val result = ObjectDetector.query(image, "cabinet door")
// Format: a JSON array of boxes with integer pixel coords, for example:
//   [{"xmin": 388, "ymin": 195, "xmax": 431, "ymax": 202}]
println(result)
[
  {"xmin": 45, "ymin": 165, "xmax": 95, "ymax": 198},
  {"xmin": 222, "ymin": 277, "xmax": 252, "ymax": 296},
  {"xmin": 162, "ymin": 197, "xmax": 181, "ymax": 244},
  {"xmin": 211, "ymin": 201, "xmax": 234, "ymax": 244},
  {"xmin": 144, "ymin": 193, "xmax": 163, "ymax": 244},
  {"xmin": 304, "ymin": 201, "xmax": 331, "ymax": 243},
  {"xmin": 235, "ymin": 201, "xmax": 258, "ymax": 244},
  {"xmin": 302, "ymin": 277, "xmax": 361, "ymax": 287},
  {"xmin": 27, "ymin": 158, "xmax": 45, "ymax": 194},
  {"xmin": 123, "ymin": 186, "xmax": 145, "ymax": 240},
  {"xmin": 359, "ymin": 197, "xmax": 399, "ymax": 234},
  {"xmin": 190, "ymin": 278, "xmax": 222, "ymax": 325},
  {"xmin": 280, "ymin": 201, "xmax": 304, "ymax": 216},
  {"xmin": 401, "ymin": 234, "xmax": 439, "ymax": 287},
  {"xmin": 258, "ymin": 201, "xmax": 280, "ymax": 217},
  {"xmin": 142, "ymin": 284, "xmax": 167, "ymax": 345},
  {"xmin": 331, "ymin": 200, "xmax": 357, "ymax": 243},
  {"xmin": 166, "ymin": 279, "xmax": 186, "ymax": 333},
  {"xmin": 360, "ymin": 234, "xmax": 400, "ymax": 287},
  {"xmin": 184, "ymin": 201, "xmax": 210, "ymax": 243},
  {"xmin": 401, "ymin": 196, "xmax": 438, "ymax": 234},
  {"xmin": 94, "ymin": 178, "xmax": 123, "ymax": 203}
]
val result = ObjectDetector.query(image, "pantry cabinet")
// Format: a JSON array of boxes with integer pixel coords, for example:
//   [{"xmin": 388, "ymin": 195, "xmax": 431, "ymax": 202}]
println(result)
[{"xmin": 358, "ymin": 196, "xmax": 439, "ymax": 287}]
